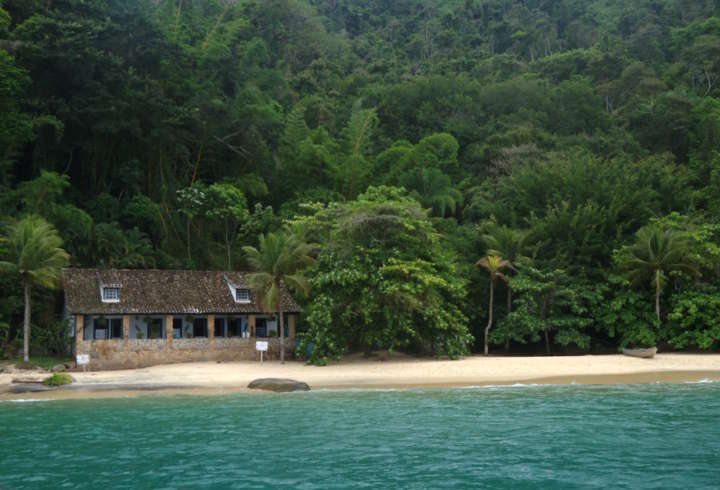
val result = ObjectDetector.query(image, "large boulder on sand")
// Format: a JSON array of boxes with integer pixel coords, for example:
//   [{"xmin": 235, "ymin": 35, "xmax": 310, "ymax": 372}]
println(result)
[{"xmin": 247, "ymin": 378, "xmax": 310, "ymax": 392}]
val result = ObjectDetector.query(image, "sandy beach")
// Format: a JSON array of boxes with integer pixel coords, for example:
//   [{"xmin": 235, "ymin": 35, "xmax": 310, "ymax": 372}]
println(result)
[{"xmin": 2, "ymin": 353, "xmax": 719, "ymax": 399}]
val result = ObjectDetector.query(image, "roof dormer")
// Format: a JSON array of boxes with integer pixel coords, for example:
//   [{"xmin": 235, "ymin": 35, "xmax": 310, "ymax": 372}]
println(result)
[
  {"xmin": 101, "ymin": 285, "xmax": 120, "ymax": 303},
  {"xmin": 224, "ymin": 274, "xmax": 251, "ymax": 304},
  {"xmin": 235, "ymin": 288, "xmax": 251, "ymax": 303}
]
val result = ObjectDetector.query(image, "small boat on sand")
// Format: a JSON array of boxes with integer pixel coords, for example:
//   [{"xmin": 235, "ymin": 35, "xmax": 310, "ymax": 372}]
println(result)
[{"xmin": 622, "ymin": 347, "xmax": 657, "ymax": 359}]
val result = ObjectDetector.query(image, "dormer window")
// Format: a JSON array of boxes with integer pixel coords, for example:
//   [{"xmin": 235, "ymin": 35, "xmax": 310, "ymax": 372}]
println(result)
[
  {"xmin": 102, "ymin": 287, "xmax": 119, "ymax": 302},
  {"xmin": 235, "ymin": 289, "xmax": 250, "ymax": 303}
]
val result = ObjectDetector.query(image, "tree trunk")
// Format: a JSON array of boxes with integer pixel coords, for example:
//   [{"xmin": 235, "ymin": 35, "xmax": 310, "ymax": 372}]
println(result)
[
  {"xmin": 225, "ymin": 222, "xmax": 232, "ymax": 270},
  {"xmin": 186, "ymin": 218, "xmax": 192, "ymax": 265},
  {"xmin": 542, "ymin": 298, "xmax": 549, "ymax": 355},
  {"xmin": 655, "ymin": 270, "xmax": 661, "ymax": 324},
  {"xmin": 278, "ymin": 306, "xmax": 285, "ymax": 364},
  {"xmin": 505, "ymin": 286, "xmax": 512, "ymax": 351},
  {"xmin": 484, "ymin": 278, "xmax": 494, "ymax": 356},
  {"xmin": 23, "ymin": 282, "xmax": 31, "ymax": 362}
]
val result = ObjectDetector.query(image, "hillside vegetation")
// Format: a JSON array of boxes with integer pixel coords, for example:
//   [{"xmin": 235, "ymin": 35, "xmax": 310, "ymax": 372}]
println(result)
[{"xmin": 1, "ymin": 0, "xmax": 719, "ymax": 360}]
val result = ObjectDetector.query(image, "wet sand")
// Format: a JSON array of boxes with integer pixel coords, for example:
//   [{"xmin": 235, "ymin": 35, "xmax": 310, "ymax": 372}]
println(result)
[{"xmin": 1, "ymin": 353, "xmax": 718, "ymax": 400}]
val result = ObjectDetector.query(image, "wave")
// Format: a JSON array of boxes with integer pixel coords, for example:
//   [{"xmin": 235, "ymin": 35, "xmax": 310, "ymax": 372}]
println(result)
[
  {"xmin": 0, "ymin": 398, "xmax": 54, "ymax": 403},
  {"xmin": 458, "ymin": 383, "xmax": 544, "ymax": 389}
]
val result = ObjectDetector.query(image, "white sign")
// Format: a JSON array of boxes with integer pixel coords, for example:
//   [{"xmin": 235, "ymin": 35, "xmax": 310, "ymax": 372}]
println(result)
[
  {"xmin": 76, "ymin": 354, "xmax": 90, "ymax": 365},
  {"xmin": 255, "ymin": 341, "xmax": 268, "ymax": 352}
]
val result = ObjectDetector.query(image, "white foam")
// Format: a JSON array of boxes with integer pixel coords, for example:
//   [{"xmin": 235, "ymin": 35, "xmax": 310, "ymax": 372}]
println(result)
[
  {"xmin": 458, "ymin": 383, "xmax": 543, "ymax": 389},
  {"xmin": 684, "ymin": 378, "xmax": 715, "ymax": 384},
  {"xmin": 0, "ymin": 398, "xmax": 54, "ymax": 403}
]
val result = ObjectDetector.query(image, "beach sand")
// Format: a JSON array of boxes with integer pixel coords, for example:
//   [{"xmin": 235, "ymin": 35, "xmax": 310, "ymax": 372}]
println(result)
[{"xmin": 1, "ymin": 353, "xmax": 719, "ymax": 399}]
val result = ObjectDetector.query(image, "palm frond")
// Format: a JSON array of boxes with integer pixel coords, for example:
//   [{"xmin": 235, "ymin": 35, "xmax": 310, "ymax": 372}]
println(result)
[{"xmin": 1, "ymin": 216, "xmax": 69, "ymax": 289}]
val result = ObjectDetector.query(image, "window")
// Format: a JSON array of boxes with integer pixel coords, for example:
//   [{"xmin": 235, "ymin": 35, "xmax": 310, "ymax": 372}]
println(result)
[
  {"xmin": 148, "ymin": 318, "xmax": 164, "ymax": 339},
  {"xmin": 93, "ymin": 317, "xmax": 108, "ymax": 339},
  {"xmin": 235, "ymin": 289, "xmax": 250, "ymax": 303},
  {"xmin": 93, "ymin": 317, "xmax": 122, "ymax": 339},
  {"xmin": 214, "ymin": 318, "xmax": 225, "ymax": 338},
  {"xmin": 228, "ymin": 318, "xmax": 241, "ymax": 337},
  {"xmin": 193, "ymin": 318, "xmax": 208, "ymax": 338},
  {"xmin": 255, "ymin": 318, "xmax": 267, "ymax": 338},
  {"xmin": 173, "ymin": 318, "xmax": 183, "ymax": 339},
  {"xmin": 110, "ymin": 318, "xmax": 123, "ymax": 339},
  {"xmin": 102, "ymin": 287, "xmax": 119, "ymax": 302}
]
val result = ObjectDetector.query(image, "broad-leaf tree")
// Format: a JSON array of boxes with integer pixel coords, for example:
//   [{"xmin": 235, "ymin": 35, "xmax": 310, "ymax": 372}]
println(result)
[
  {"xmin": 295, "ymin": 187, "xmax": 472, "ymax": 364},
  {"xmin": 205, "ymin": 183, "xmax": 249, "ymax": 270},
  {"xmin": 499, "ymin": 264, "xmax": 599, "ymax": 354},
  {"xmin": 0, "ymin": 216, "xmax": 69, "ymax": 361}
]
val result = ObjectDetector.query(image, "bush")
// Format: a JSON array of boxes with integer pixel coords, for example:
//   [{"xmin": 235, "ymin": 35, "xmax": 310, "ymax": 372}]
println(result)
[
  {"xmin": 43, "ymin": 373, "xmax": 73, "ymax": 386},
  {"xmin": 30, "ymin": 319, "xmax": 71, "ymax": 356}
]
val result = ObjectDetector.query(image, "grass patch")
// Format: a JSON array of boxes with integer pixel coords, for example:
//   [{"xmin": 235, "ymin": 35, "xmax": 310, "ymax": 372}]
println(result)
[
  {"xmin": 13, "ymin": 356, "xmax": 73, "ymax": 370},
  {"xmin": 43, "ymin": 372, "xmax": 73, "ymax": 387}
]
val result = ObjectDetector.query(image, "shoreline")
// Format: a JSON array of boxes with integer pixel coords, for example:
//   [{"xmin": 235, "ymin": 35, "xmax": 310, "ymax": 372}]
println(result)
[{"xmin": 2, "ymin": 354, "xmax": 719, "ymax": 401}]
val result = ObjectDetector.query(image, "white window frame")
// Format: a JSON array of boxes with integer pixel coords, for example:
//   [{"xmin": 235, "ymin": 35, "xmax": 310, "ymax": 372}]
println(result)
[
  {"xmin": 235, "ymin": 288, "xmax": 251, "ymax": 303},
  {"xmin": 101, "ymin": 287, "xmax": 120, "ymax": 303}
]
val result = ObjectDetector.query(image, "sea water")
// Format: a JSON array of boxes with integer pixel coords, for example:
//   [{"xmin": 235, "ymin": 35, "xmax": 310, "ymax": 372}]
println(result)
[{"xmin": 1, "ymin": 383, "xmax": 719, "ymax": 489}]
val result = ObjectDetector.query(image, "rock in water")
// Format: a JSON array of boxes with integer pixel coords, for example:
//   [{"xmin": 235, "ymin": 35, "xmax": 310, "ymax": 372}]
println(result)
[{"xmin": 247, "ymin": 378, "xmax": 310, "ymax": 392}]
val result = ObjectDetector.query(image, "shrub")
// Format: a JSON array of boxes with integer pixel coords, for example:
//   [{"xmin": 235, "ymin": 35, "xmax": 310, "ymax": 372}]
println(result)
[
  {"xmin": 43, "ymin": 373, "xmax": 73, "ymax": 386},
  {"xmin": 30, "ymin": 320, "xmax": 71, "ymax": 356}
]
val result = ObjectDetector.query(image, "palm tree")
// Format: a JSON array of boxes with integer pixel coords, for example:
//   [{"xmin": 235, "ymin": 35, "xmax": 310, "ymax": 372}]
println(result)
[
  {"xmin": 619, "ymin": 226, "xmax": 698, "ymax": 324},
  {"xmin": 0, "ymin": 216, "xmax": 69, "ymax": 361},
  {"xmin": 482, "ymin": 225, "xmax": 528, "ymax": 349},
  {"xmin": 243, "ymin": 232, "xmax": 314, "ymax": 363},
  {"xmin": 400, "ymin": 167, "xmax": 463, "ymax": 217},
  {"xmin": 477, "ymin": 255, "xmax": 510, "ymax": 356}
]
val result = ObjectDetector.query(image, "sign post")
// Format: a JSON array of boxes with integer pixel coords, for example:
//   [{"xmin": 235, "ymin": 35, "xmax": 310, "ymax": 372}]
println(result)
[
  {"xmin": 256, "ymin": 341, "xmax": 268, "ymax": 364},
  {"xmin": 76, "ymin": 354, "xmax": 89, "ymax": 372}
]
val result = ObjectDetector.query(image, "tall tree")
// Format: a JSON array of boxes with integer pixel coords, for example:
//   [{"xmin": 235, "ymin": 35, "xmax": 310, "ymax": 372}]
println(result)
[
  {"xmin": 477, "ymin": 255, "xmax": 509, "ymax": 356},
  {"xmin": 0, "ymin": 216, "xmax": 69, "ymax": 361},
  {"xmin": 482, "ymin": 225, "xmax": 528, "ymax": 348},
  {"xmin": 619, "ymin": 226, "xmax": 699, "ymax": 324},
  {"xmin": 327, "ymin": 102, "xmax": 378, "ymax": 199},
  {"xmin": 243, "ymin": 232, "xmax": 314, "ymax": 363},
  {"xmin": 205, "ymin": 183, "xmax": 249, "ymax": 270}
]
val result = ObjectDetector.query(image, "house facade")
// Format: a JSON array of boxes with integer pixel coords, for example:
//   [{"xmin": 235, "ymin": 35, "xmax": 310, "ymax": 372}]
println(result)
[{"xmin": 62, "ymin": 268, "xmax": 301, "ymax": 369}]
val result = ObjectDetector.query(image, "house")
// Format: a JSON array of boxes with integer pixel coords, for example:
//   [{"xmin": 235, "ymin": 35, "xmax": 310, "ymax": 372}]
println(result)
[{"xmin": 62, "ymin": 268, "xmax": 301, "ymax": 369}]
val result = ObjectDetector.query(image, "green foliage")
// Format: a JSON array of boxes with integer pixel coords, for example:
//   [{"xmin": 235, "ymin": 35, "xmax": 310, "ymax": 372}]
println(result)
[
  {"xmin": 243, "ymin": 231, "xmax": 314, "ymax": 361},
  {"xmin": 619, "ymin": 226, "xmax": 698, "ymax": 291},
  {"xmin": 667, "ymin": 289, "xmax": 720, "ymax": 350},
  {"xmin": 0, "ymin": 48, "xmax": 32, "ymax": 176},
  {"xmin": 0, "ymin": 216, "xmax": 70, "ymax": 289},
  {"xmin": 43, "ymin": 372, "xmax": 72, "ymax": 386},
  {"xmin": 299, "ymin": 187, "xmax": 472, "ymax": 363},
  {"xmin": 11, "ymin": 355, "xmax": 72, "ymax": 370},
  {"xmin": 205, "ymin": 183, "xmax": 249, "ymax": 269},
  {"xmin": 596, "ymin": 275, "xmax": 659, "ymax": 348},
  {"xmin": 617, "ymin": 223, "xmax": 700, "ymax": 324},
  {"xmin": 496, "ymin": 261, "xmax": 601, "ymax": 353},
  {"xmin": 327, "ymin": 102, "xmax": 379, "ymax": 199},
  {"xmin": 1, "ymin": 0, "xmax": 720, "ymax": 357},
  {"xmin": 30, "ymin": 319, "xmax": 70, "ymax": 356}
]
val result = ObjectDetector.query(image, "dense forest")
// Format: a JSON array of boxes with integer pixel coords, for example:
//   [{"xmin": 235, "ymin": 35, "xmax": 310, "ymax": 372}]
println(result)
[{"xmin": 1, "ymin": 0, "xmax": 719, "ymax": 362}]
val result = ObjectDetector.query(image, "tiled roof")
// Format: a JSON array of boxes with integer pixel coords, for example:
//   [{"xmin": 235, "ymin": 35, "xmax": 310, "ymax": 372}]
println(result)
[{"xmin": 61, "ymin": 268, "xmax": 302, "ymax": 314}]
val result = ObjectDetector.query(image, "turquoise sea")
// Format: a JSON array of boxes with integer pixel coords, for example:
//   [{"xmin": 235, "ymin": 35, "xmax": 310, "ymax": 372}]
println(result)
[{"xmin": 1, "ymin": 383, "xmax": 719, "ymax": 489}]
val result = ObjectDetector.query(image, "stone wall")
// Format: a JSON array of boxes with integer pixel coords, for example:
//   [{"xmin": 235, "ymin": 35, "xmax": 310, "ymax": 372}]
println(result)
[{"xmin": 75, "ymin": 314, "xmax": 296, "ymax": 369}]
